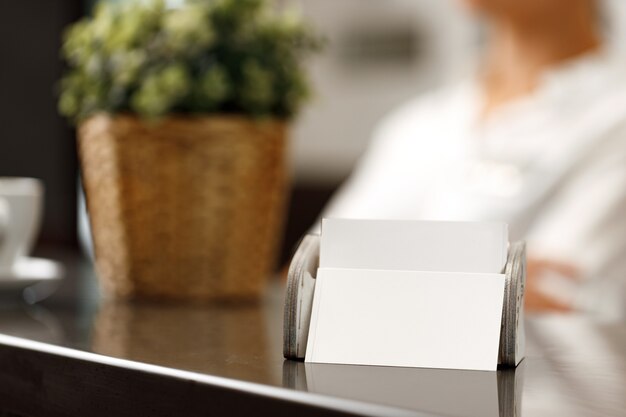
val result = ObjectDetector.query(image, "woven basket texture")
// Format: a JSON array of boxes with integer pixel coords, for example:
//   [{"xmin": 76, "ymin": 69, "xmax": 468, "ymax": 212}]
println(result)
[{"xmin": 78, "ymin": 114, "xmax": 288, "ymax": 301}]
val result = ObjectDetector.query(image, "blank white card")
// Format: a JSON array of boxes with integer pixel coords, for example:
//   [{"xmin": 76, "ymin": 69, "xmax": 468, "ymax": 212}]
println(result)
[{"xmin": 306, "ymin": 219, "xmax": 508, "ymax": 371}]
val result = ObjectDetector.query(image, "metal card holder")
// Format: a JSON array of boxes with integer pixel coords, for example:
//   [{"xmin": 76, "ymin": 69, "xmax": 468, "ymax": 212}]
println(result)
[{"xmin": 283, "ymin": 234, "xmax": 526, "ymax": 367}]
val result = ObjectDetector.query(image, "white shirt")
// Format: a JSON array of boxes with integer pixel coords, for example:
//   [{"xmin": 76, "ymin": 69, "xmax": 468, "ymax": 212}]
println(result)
[{"xmin": 321, "ymin": 52, "xmax": 626, "ymax": 319}]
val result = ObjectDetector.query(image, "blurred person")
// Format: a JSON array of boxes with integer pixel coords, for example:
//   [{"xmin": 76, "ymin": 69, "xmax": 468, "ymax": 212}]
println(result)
[{"xmin": 316, "ymin": 0, "xmax": 626, "ymax": 318}]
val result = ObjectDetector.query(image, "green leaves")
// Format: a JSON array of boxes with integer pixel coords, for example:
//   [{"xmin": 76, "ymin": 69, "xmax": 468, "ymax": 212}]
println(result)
[
  {"xmin": 162, "ymin": 4, "xmax": 214, "ymax": 56},
  {"xmin": 239, "ymin": 61, "xmax": 274, "ymax": 115},
  {"xmin": 59, "ymin": 0, "xmax": 320, "ymax": 123},
  {"xmin": 131, "ymin": 64, "xmax": 192, "ymax": 118},
  {"xmin": 192, "ymin": 65, "xmax": 230, "ymax": 111}
]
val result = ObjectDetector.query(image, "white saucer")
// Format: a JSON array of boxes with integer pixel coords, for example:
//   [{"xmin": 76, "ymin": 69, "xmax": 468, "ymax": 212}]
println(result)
[{"xmin": 0, "ymin": 257, "xmax": 65, "ymax": 293}]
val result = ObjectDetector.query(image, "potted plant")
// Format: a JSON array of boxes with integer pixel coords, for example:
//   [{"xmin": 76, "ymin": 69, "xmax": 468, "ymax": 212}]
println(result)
[{"xmin": 59, "ymin": 0, "xmax": 319, "ymax": 301}]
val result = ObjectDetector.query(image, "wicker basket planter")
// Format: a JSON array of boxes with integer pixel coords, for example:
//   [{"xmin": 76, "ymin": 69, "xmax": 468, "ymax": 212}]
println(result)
[{"xmin": 78, "ymin": 114, "xmax": 288, "ymax": 301}]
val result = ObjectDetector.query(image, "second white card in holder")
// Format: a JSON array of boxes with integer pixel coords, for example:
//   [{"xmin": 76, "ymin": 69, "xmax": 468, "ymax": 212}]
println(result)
[{"xmin": 320, "ymin": 218, "xmax": 508, "ymax": 273}]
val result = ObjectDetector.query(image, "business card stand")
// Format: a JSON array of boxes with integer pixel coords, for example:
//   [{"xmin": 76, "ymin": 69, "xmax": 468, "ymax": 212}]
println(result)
[{"xmin": 283, "ymin": 234, "xmax": 526, "ymax": 367}]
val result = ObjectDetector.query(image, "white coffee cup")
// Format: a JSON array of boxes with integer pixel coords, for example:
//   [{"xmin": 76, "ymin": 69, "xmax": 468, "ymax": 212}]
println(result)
[{"xmin": 0, "ymin": 178, "xmax": 44, "ymax": 274}]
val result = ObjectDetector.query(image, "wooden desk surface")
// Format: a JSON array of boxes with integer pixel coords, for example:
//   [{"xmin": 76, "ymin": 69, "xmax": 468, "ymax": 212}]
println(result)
[{"xmin": 0, "ymin": 248, "xmax": 624, "ymax": 417}]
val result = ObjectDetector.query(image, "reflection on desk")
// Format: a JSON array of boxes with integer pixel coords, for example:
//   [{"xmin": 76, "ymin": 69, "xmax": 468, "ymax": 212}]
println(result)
[
  {"xmin": 0, "ymin": 306, "xmax": 64, "ymax": 345},
  {"xmin": 91, "ymin": 299, "xmax": 280, "ymax": 384},
  {"xmin": 283, "ymin": 361, "xmax": 524, "ymax": 417},
  {"xmin": 524, "ymin": 317, "xmax": 626, "ymax": 416}
]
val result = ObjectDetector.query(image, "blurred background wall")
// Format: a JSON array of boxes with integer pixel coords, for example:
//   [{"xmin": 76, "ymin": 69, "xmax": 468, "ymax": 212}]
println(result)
[
  {"xmin": 3, "ymin": 0, "xmax": 626, "ymax": 264},
  {"xmin": 291, "ymin": 0, "xmax": 476, "ymax": 183},
  {"xmin": 282, "ymin": 0, "xmax": 477, "ymax": 261},
  {"xmin": 0, "ymin": 0, "xmax": 82, "ymax": 246}
]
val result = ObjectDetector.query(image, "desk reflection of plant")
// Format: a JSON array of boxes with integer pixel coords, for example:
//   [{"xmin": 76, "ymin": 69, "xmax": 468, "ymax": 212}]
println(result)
[
  {"xmin": 92, "ymin": 300, "xmax": 272, "ymax": 382},
  {"xmin": 58, "ymin": 0, "xmax": 321, "ymax": 302}
]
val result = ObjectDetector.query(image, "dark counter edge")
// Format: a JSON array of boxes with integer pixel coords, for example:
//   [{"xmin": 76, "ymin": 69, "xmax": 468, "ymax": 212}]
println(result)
[{"xmin": 0, "ymin": 333, "xmax": 429, "ymax": 417}]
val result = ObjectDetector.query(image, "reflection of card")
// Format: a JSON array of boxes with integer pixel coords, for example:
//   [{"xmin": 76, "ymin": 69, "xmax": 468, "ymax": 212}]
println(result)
[
  {"xmin": 304, "ymin": 363, "xmax": 500, "ymax": 417},
  {"xmin": 320, "ymin": 218, "xmax": 508, "ymax": 273},
  {"xmin": 305, "ymin": 268, "xmax": 505, "ymax": 371}
]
